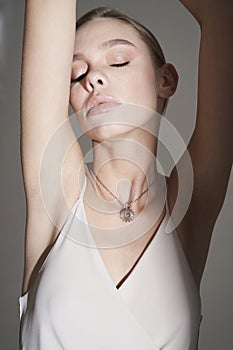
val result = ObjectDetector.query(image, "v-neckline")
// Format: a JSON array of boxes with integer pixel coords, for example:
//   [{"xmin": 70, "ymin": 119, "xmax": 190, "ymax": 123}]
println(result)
[
  {"xmin": 115, "ymin": 209, "xmax": 166, "ymax": 289},
  {"xmin": 80, "ymin": 175, "xmax": 167, "ymax": 291}
]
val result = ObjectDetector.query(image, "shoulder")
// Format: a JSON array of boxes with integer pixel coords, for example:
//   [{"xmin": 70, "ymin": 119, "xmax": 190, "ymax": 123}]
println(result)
[{"xmin": 166, "ymin": 166, "xmax": 217, "ymax": 288}]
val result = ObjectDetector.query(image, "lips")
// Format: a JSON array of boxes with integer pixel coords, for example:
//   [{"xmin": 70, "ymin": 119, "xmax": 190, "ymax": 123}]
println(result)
[{"xmin": 86, "ymin": 96, "xmax": 121, "ymax": 117}]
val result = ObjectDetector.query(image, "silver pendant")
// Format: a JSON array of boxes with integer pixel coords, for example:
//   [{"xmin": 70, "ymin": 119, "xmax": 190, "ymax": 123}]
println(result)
[{"xmin": 120, "ymin": 207, "xmax": 135, "ymax": 222}]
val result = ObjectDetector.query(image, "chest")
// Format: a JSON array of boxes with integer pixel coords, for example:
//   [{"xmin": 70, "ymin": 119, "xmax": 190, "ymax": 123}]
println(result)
[
  {"xmin": 83, "ymin": 197, "xmax": 166, "ymax": 287},
  {"xmin": 32, "ymin": 217, "xmax": 202, "ymax": 350}
]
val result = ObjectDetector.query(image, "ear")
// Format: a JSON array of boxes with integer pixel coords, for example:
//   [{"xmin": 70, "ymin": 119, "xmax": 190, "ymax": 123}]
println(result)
[{"xmin": 158, "ymin": 63, "xmax": 179, "ymax": 98}]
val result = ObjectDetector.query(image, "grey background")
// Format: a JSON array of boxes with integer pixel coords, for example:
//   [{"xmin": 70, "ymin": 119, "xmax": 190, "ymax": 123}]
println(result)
[{"xmin": 0, "ymin": 0, "xmax": 232, "ymax": 349}]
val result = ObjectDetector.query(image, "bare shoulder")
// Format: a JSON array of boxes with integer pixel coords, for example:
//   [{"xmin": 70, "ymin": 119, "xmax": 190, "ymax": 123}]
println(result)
[
  {"xmin": 166, "ymin": 161, "xmax": 231, "ymax": 289},
  {"xmin": 22, "ymin": 141, "xmax": 85, "ymax": 295}
]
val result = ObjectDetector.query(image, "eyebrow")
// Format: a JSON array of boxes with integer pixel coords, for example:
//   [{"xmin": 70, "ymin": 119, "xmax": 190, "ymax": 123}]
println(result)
[
  {"xmin": 73, "ymin": 38, "xmax": 136, "ymax": 61},
  {"xmin": 101, "ymin": 38, "xmax": 136, "ymax": 49}
]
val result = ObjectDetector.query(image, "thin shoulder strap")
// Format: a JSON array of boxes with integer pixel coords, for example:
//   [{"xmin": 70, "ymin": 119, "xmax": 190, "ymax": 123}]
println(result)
[{"xmin": 79, "ymin": 175, "xmax": 87, "ymax": 200}]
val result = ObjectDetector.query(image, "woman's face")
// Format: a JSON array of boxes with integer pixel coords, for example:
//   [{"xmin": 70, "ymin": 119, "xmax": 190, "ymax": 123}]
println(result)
[{"xmin": 70, "ymin": 18, "xmax": 162, "ymax": 140}]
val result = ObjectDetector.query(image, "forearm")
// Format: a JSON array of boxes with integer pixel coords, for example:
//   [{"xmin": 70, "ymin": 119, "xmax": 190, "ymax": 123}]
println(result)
[
  {"xmin": 179, "ymin": 0, "xmax": 233, "ymax": 26},
  {"xmin": 21, "ymin": 0, "xmax": 77, "ymax": 117}
]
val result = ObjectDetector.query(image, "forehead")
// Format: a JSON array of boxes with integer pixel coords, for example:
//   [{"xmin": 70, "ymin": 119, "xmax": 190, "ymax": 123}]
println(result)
[{"xmin": 74, "ymin": 18, "xmax": 145, "ymax": 53}]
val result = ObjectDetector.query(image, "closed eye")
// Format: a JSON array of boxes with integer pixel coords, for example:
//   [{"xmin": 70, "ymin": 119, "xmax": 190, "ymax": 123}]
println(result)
[
  {"xmin": 110, "ymin": 62, "xmax": 130, "ymax": 67},
  {"xmin": 71, "ymin": 62, "xmax": 130, "ymax": 85},
  {"xmin": 71, "ymin": 72, "xmax": 87, "ymax": 85}
]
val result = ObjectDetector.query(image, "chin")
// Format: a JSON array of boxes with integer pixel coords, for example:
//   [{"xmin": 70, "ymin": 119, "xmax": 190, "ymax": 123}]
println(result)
[
  {"xmin": 76, "ymin": 103, "xmax": 160, "ymax": 143},
  {"xmin": 85, "ymin": 124, "xmax": 135, "ymax": 142}
]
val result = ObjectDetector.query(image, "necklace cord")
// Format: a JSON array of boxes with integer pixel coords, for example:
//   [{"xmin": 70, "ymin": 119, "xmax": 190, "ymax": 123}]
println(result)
[{"xmin": 91, "ymin": 168, "xmax": 153, "ymax": 210}]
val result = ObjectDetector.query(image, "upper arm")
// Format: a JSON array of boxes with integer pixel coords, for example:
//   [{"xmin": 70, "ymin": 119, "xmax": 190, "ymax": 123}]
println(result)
[
  {"xmin": 167, "ymin": 2, "xmax": 233, "ymax": 283},
  {"xmin": 21, "ymin": 0, "xmax": 83, "ymax": 203}
]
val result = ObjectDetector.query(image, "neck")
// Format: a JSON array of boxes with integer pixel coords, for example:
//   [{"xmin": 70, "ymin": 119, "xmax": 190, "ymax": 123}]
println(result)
[{"xmin": 88, "ymin": 133, "xmax": 161, "ymax": 211}]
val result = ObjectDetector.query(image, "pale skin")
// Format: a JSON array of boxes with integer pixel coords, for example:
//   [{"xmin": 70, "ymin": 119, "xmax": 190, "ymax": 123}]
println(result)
[{"xmin": 20, "ymin": 0, "xmax": 233, "ymax": 295}]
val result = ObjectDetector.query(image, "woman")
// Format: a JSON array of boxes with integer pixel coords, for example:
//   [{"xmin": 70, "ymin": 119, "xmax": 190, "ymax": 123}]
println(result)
[{"xmin": 19, "ymin": 1, "xmax": 233, "ymax": 349}]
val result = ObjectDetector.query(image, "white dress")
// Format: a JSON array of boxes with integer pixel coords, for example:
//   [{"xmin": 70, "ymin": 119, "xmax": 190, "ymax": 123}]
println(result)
[{"xmin": 19, "ymin": 175, "xmax": 202, "ymax": 350}]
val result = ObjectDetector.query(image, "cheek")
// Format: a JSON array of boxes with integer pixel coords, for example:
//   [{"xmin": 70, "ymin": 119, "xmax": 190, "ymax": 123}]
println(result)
[
  {"xmin": 69, "ymin": 86, "xmax": 85, "ymax": 112},
  {"xmin": 121, "ymin": 70, "xmax": 158, "ymax": 109}
]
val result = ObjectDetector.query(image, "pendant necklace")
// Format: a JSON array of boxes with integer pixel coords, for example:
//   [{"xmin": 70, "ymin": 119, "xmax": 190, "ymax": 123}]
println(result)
[{"xmin": 91, "ymin": 169, "xmax": 151, "ymax": 223}]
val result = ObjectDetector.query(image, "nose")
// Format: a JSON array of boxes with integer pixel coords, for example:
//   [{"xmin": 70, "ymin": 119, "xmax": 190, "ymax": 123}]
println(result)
[{"xmin": 85, "ymin": 69, "xmax": 107, "ymax": 93}]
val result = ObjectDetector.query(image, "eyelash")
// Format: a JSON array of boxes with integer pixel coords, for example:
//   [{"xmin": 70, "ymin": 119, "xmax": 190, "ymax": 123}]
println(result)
[
  {"xmin": 71, "ymin": 74, "xmax": 86, "ymax": 85},
  {"xmin": 110, "ymin": 61, "xmax": 130, "ymax": 67},
  {"xmin": 71, "ymin": 62, "xmax": 130, "ymax": 85}
]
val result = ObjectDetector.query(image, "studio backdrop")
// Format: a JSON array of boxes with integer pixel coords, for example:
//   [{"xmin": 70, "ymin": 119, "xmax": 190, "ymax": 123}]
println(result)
[{"xmin": 0, "ymin": 0, "xmax": 232, "ymax": 349}]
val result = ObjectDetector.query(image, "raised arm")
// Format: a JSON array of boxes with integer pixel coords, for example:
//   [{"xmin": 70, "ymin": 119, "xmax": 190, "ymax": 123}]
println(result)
[
  {"xmin": 168, "ymin": 1, "xmax": 233, "ymax": 287},
  {"xmin": 20, "ymin": 0, "xmax": 83, "ymax": 294}
]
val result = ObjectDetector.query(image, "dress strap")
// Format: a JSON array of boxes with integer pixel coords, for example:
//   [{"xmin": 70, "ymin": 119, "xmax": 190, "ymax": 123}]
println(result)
[{"xmin": 79, "ymin": 175, "xmax": 87, "ymax": 200}]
